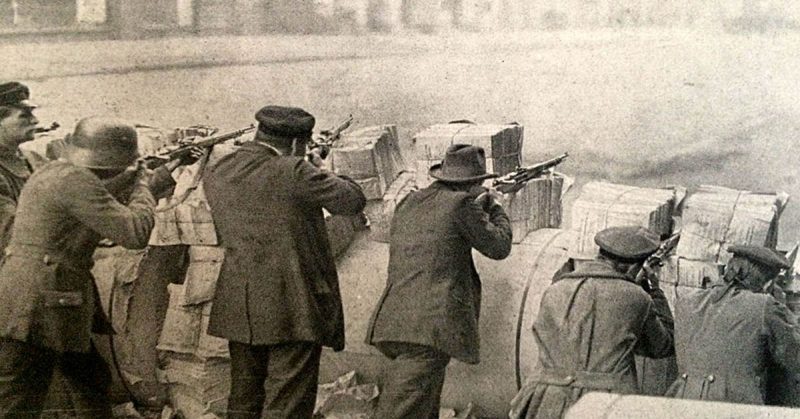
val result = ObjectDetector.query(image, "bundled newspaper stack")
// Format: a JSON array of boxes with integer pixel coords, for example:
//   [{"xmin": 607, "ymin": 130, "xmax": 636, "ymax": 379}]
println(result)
[
  {"xmin": 569, "ymin": 181, "xmax": 679, "ymax": 260},
  {"xmin": 500, "ymin": 173, "xmax": 568, "ymax": 243},
  {"xmin": 412, "ymin": 122, "xmax": 523, "ymax": 188},
  {"xmin": 330, "ymin": 125, "xmax": 406, "ymax": 200},
  {"xmin": 661, "ymin": 185, "xmax": 789, "ymax": 292}
]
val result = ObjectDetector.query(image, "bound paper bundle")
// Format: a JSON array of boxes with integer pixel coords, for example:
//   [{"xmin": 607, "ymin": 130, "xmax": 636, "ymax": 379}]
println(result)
[
  {"xmin": 413, "ymin": 122, "xmax": 523, "ymax": 188},
  {"xmin": 330, "ymin": 125, "xmax": 405, "ymax": 200},
  {"xmin": 149, "ymin": 165, "xmax": 218, "ymax": 246},
  {"xmin": 675, "ymin": 185, "xmax": 789, "ymax": 265},
  {"xmin": 569, "ymin": 181, "xmax": 678, "ymax": 260},
  {"xmin": 500, "ymin": 173, "xmax": 567, "ymax": 243}
]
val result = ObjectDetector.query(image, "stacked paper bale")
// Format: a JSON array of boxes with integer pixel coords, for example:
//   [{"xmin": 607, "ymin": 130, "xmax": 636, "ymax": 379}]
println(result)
[
  {"xmin": 330, "ymin": 125, "xmax": 405, "ymax": 200},
  {"xmin": 157, "ymin": 283, "xmax": 230, "ymax": 419},
  {"xmin": 412, "ymin": 121, "xmax": 523, "ymax": 188},
  {"xmin": 331, "ymin": 125, "xmax": 411, "ymax": 243},
  {"xmin": 661, "ymin": 185, "xmax": 790, "ymax": 305},
  {"xmin": 569, "ymin": 181, "xmax": 679, "ymax": 261},
  {"xmin": 500, "ymin": 173, "xmax": 569, "ymax": 243}
]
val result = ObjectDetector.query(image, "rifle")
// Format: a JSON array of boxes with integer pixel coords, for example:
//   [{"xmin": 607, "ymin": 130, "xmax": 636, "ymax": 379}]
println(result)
[
  {"xmin": 144, "ymin": 124, "xmax": 256, "ymax": 168},
  {"xmin": 492, "ymin": 152, "xmax": 568, "ymax": 194},
  {"xmin": 310, "ymin": 115, "xmax": 353, "ymax": 159},
  {"xmin": 636, "ymin": 232, "xmax": 681, "ymax": 289}
]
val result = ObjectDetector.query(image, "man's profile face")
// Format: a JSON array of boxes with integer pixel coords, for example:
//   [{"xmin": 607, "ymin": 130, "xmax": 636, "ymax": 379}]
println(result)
[{"xmin": 0, "ymin": 107, "xmax": 39, "ymax": 146}]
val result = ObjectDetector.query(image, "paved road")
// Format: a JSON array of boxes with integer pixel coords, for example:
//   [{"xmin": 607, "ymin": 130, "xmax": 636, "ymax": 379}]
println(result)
[{"xmin": 7, "ymin": 29, "xmax": 800, "ymax": 248}]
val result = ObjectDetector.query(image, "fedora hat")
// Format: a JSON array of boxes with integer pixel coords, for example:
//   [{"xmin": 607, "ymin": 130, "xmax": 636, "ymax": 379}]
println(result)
[{"xmin": 429, "ymin": 144, "xmax": 498, "ymax": 184}]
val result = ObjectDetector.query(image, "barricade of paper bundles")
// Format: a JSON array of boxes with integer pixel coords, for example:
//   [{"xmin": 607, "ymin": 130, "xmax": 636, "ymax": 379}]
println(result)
[{"xmin": 86, "ymin": 120, "xmax": 792, "ymax": 418}]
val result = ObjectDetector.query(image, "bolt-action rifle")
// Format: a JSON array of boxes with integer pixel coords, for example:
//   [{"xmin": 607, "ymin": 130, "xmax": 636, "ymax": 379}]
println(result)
[
  {"xmin": 492, "ymin": 152, "xmax": 569, "ymax": 194},
  {"xmin": 310, "ymin": 115, "xmax": 353, "ymax": 159},
  {"xmin": 144, "ymin": 124, "xmax": 256, "ymax": 168}
]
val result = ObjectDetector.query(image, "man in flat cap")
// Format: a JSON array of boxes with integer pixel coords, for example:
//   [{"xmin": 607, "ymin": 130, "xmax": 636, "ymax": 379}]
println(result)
[
  {"xmin": 0, "ymin": 116, "xmax": 159, "ymax": 418},
  {"xmin": 665, "ymin": 244, "xmax": 800, "ymax": 405},
  {"xmin": 0, "ymin": 81, "xmax": 39, "ymax": 253},
  {"xmin": 510, "ymin": 226, "xmax": 674, "ymax": 419},
  {"xmin": 204, "ymin": 105, "xmax": 366, "ymax": 419},
  {"xmin": 366, "ymin": 144, "xmax": 512, "ymax": 419}
]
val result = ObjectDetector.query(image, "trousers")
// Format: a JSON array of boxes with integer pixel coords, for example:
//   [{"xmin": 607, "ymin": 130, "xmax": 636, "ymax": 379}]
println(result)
[
  {"xmin": 374, "ymin": 341, "xmax": 451, "ymax": 419},
  {"xmin": 227, "ymin": 341, "xmax": 322, "ymax": 419},
  {"xmin": 0, "ymin": 337, "xmax": 112, "ymax": 419}
]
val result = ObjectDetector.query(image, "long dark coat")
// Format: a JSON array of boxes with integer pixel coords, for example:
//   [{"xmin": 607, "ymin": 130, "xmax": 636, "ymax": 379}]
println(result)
[
  {"xmin": 203, "ymin": 142, "xmax": 366, "ymax": 350},
  {"xmin": 0, "ymin": 160, "xmax": 156, "ymax": 353},
  {"xmin": 366, "ymin": 181, "xmax": 512, "ymax": 364},
  {"xmin": 0, "ymin": 145, "xmax": 31, "ymax": 253},
  {"xmin": 665, "ymin": 283, "xmax": 800, "ymax": 404},
  {"xmin": 509, "ymin": 260, "xmax": 675, "ymax": 419}
]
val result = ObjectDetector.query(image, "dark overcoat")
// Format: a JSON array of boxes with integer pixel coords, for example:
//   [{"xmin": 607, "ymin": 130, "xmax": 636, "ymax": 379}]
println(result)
[
  {"xmin": 366, "ymin": 181, "xmax": 512, "ymax": 364},
  {"xmin": 0, "ymin": 160, "xmax": 155, "ymax": 353},
  {"xmin": 0, "ymin": 145, "xmax": 31, "ymax": 253},
  {"xmin": 203, "ymin": 142, "xmax": 366, "ymax": 350},
  {"xmin": 665, "ymin": 283, "xmax": 800, "ymax": 404},
  {"xmin": 509, "ymin": 260, "xmax": 674, "ymax": 419}
]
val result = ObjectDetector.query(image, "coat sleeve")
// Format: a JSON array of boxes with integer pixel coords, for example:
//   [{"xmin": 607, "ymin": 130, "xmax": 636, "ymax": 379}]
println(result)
[
  {"xmin": 456, "ymin": 198, "xmax": 513, "ymax": 260},
  {"xmin": 765, "ymin": 298, "xmax": 800, "ymax": 374},
  {"xmin": 634, "ymin": 288, "xmax": 675, "ymax": 358},
  {"xmin": 62, "ymin": 170, "xmax": 156, "ymax": 250},
  {"xmin": 292, "ymin": 159, "xmax": 366, "ymax": 215},
  {"xmin": 0, "ymin": 176, "xmax": 16, "ymax": 253}
]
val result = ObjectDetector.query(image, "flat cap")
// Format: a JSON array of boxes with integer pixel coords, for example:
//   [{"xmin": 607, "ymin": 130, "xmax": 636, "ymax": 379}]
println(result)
[
  {"xmin": 728, "ymin": 245, "xmax": 790, "ymax": 270},
  {"xmin": 255, "ymin": 106, "xmax": 315, "ymax": 138},
  {"xmin": 0, "ymin": 81, "xmax": 36, "ymax": 109},
  {"xmin": 595, "ymin": 226, "xmax": 661, "ymax": 261}
]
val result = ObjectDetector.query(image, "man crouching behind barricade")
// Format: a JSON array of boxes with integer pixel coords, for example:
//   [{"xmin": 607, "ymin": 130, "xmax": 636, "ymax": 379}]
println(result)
[
  {"xmin": 0, "ymin": 117, "xmax": 159, "ymax": 418},
  {"xmin": 366, "ymin": 144, "xmax": 513, "ymax": 419},
  {"xmin": 665, "ymin": 245, "xmax": 800, "ymax": 405},
  {"xmin": 510, "ymin": 226, "xmax": 674, "ymax": 419},
  {"xmin": 203, "ymin": 106, "xmax": 366, "ymax": 419}
]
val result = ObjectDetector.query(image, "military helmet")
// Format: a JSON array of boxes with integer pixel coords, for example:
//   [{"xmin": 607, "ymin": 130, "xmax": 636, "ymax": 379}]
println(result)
[{"xmin": 63, "ymin": 116, "xmax": 139, "ymax": 170}]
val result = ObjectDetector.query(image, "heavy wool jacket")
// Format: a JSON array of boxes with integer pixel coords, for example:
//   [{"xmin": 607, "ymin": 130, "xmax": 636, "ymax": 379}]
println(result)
[
  {"xmin": 510, "ymin": 260, "xmax": 674, "ymax": 419},
  {"xmin": 0, "ymin": 160, "xmax": 155, "ymax": 353},
  {"xmin": 366, "ymin": 181, "xmax": 512, "ymax": 364},
  {"xmin": 666, "ymin": 283, "xmax": 800, "ymax": 404},
  {"xmin": 204, "ymin": 142, "xmax": 366, "ymax": 349}
]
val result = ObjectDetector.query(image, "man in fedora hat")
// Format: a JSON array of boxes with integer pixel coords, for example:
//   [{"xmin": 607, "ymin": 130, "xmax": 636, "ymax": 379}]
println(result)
[
  {"xmin": 0, "ymin": 116, "xmax": 159, "ymax": 418},
  {"xmin": 0, "ymin": 81, "xmax": 39, "ymax": 253},
  {"xmin": 665, "ymin": 244, "xmax": 800, "ymax": 405},
  {"xmin": 510, "ymin": 226, "xmax": 674, "ymax": 419},
  {"xmin": 204, "ymin": 105, "xmax": 366, "ymax": 419},
  {"xmin": 366, "ymin": 143, "xmax": 513, "ymax": 418}
]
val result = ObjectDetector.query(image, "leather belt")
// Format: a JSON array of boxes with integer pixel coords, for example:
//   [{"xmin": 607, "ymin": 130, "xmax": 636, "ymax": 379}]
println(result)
[{"xmin": 535, "ymin": 368, "xmax": 625, "ymax": 391}]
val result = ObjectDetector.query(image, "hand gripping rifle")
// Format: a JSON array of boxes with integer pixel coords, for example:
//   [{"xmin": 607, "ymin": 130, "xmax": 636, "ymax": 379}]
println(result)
[
  {"xmin": 636, "ymin": 232, "xmax": 681, "ymax": 290},
  {"xmin": 310, "ymin": 115, "xmax": 353, "ymax": 159},
  {"xmin": 492, "ymin": 152, "xmax": 569, "ymax": 194}
]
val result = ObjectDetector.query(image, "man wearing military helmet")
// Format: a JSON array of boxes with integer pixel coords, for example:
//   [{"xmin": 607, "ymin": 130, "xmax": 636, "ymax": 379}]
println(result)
[
  {"xmin": 0, "ymin": 116, "xmax": 160, "ymax": 418},
  {"xmin": 510, "ymin": 226, "xmax": 675, "ymax": 419},
  {"xmin": 0, "ymin": 81, "xmax": 39, "ymax": 253},
  {"xmin": 666, "ymin": 244, "xmax": 800, "ymax": 405}
]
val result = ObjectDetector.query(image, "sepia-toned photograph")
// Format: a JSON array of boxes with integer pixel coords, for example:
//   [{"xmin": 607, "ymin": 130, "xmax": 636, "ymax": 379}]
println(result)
[{"xmin": 2, "ymin": 1, "xmax": 800, "ymax": 418}]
